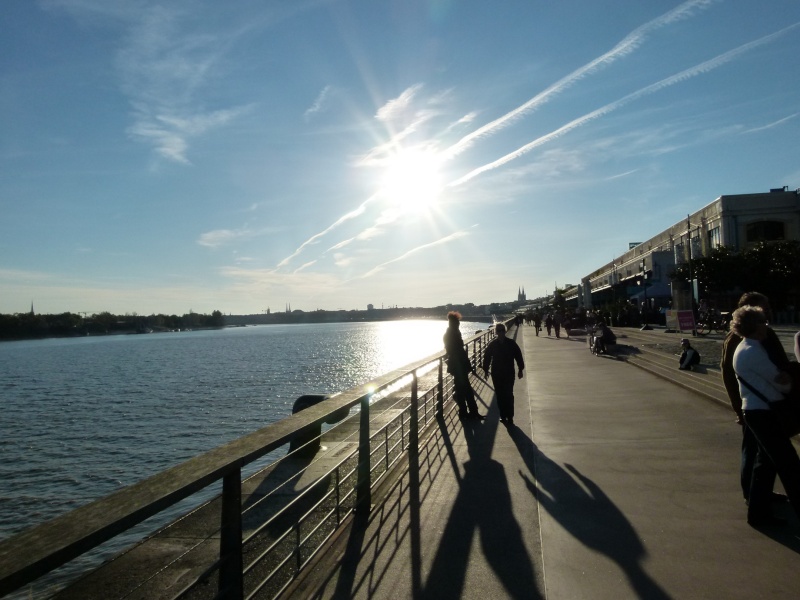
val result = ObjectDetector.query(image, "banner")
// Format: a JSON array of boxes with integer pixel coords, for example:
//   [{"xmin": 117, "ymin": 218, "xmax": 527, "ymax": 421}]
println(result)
[{"xmin": 666, "ymin": 309, "xmax": 695, "ymax": 332}]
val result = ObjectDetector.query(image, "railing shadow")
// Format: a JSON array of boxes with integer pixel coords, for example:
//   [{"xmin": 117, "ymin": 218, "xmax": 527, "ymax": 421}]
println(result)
[{"xmin": 508, "ymin": 427, "xmax": 672, "ymax": 600}]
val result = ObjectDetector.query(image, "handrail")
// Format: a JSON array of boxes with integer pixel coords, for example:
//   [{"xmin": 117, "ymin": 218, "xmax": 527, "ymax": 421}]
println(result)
[{"xmin": 0, "ymin": 320, "xmax": 509, "ymax": 597}]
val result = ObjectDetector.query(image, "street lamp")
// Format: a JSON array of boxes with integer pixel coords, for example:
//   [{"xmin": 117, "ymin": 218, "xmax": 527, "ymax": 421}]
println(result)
[{"xmin": 639, "ymin": 259, "xmax": 651, "ymax": 330}]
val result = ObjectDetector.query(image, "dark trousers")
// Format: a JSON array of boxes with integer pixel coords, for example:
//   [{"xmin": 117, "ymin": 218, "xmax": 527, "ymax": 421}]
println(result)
[
  {"xmin": 452, "ymin": 372, "xmax": 478, "ymax": 415},
  {"xmin": 744, "ymin": 410, "xmax": 800, "ymax": 520},
  {"xmin": 492, "ymin": 375, "xmax": 515, "ymax": 420},
  {"xmin": 741, "ymin": 421, "xmax": 776, "ymax": 501}
]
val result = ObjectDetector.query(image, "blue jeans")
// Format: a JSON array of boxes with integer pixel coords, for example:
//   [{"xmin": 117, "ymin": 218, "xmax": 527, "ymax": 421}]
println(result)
[{"xmin": 743, "ymin": 409, "xmax": 800, "ymax": 520}]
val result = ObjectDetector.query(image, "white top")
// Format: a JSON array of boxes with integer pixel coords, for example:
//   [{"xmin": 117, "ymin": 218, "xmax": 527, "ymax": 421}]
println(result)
[{"xmin": 732, "ymin": 337, "xmax": 791, "ymax": 411}]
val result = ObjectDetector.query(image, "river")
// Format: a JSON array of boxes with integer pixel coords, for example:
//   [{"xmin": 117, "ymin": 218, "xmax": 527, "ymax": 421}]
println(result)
[{"xmin": 0, "ymin": 320, "xmax": 485, "ymax": 546}]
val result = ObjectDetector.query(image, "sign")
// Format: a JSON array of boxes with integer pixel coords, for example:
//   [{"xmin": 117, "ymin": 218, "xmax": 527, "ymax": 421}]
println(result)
[
  {"xmin": 629, "ymin": 242, "xmax": 642, "ymax": 249},
  {"xmin": 666, "ymin": 309, "xmax": 695, "ymax": 332}
]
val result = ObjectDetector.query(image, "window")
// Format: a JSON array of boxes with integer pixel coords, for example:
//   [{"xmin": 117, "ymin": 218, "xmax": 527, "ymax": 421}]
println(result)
[
  {"xmin": 707, "ymin": 226, "xmax": 721, "ymax": 249},
  {"xmin": 746, "ymin": 221, "xmax": 785, "ymax": 242}
]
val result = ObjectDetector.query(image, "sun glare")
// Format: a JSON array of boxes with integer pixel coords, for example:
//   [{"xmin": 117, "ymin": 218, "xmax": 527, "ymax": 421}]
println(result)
[{"xmin": 380, "ymin": 148, "xmax": 443, "ymax": 213}]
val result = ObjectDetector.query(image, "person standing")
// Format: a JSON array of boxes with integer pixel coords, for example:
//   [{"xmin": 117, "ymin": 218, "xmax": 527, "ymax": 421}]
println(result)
[
  {"xmin": 731, "ymin": 305, "xmax": 800, "ymax": 527},
  {"xmin": 482, "ymin": 323, "xmax": 525, "ymax": 426},
  {"xmin": 443, "ymin": 311, "xmax": 484, "ymax": 420},
  {"xmin": 720, "ymin": 292, "xmax": 789, "ymax": 506}
]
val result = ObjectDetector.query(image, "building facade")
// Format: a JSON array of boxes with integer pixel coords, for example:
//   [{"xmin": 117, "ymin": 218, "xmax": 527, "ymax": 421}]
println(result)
[{"xmin": 565, "ymin": 187, "xmax": 800, "ymax": 312}]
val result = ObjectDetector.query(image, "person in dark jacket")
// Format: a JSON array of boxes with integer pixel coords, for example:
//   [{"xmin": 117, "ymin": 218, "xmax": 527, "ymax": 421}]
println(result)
[
  {"xmin": 482, "ymin": 323, "xmax": 525, "ymax": 426},
  {"xmin": 678, "ymin": 338, "xmax": 701, "ymax": 370},
  {"xmin": 443, "ymin": 311, "xmax": 483, "ymax": 420}
]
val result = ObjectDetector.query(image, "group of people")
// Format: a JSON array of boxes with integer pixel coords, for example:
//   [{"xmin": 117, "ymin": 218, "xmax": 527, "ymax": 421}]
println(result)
[
  {"xmin": 525, "ymin": 311, "xmax": 571, "ymax": 338},
  {"xmin": 445, "ymin": 294, "xmax": 800, "ymax": 530},
  {"xmin": 443, "ymin": 311, "xmax": 524, "ymax": 425}
]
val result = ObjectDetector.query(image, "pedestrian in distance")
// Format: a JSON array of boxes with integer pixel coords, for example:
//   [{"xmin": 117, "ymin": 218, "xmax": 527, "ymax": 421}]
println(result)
[
  {"xmin": 533, "ymin": 312, "xmax": 542, "ymax": 336},
  {"xmin": 720, "ymin": 292, "xmax": 790, "ymax": 507},
  {"xmin": 678, "ymin": 338, "xmax": 701, "ymax": 371},
  {"xmin": 553, "ymin": 313, "xmax": 562, "ymax": 339},
  {"xmin": 482, "ymin": 323, "xmax": 525, "ymax": 426},
  {"xmin": 545, "ymin": 313, "xmax": 553, "ymax": 336},
  {"xmin": 731, "ymin": 305, "xmax": 800, "ymax": 528},
  {"xmin": 443, "ymin": 311, "xmax": 484, "ymax": 420}
]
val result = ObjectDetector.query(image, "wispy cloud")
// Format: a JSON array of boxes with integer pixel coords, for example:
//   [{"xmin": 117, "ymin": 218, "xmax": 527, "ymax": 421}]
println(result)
[
  {"xmin": 304, "ymin": 85, "xmax": 332, "ymax": 121},
  {"xmin": 197, "ymin": 228, "xmax": 253, "ymax": 248},
  {"xmin": 357, "ymin": 231, "xmax": 470, "ymax": 279},
  {"xmin": 444, "ymin": 0, "xmax": 719, "ymax": 158},
  {"xmin": 108, "ymin": 5, "xmax": 252, "ymax": 164},
  {"xmin": 197, "ymin": 226, "xmax": 276, "ymax": 248},
  {"xmin": 450, "ymin": 22, "xmax": 800, "ymax": 187}
]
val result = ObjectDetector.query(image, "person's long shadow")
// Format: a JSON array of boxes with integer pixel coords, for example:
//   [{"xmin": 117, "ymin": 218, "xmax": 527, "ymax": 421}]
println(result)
[
  {"xmin": 420, "ymin": 385, "xmax": 539, "ymax": 599},
  {"xmin": 509, "ymin": 427, "xmax": 672, "ymax": 600}
]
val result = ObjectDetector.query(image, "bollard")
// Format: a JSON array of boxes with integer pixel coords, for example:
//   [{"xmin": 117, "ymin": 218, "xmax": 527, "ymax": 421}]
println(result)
[{"xmin": 289, "ymin": 394, "xmax": 350, "ymax": 455}]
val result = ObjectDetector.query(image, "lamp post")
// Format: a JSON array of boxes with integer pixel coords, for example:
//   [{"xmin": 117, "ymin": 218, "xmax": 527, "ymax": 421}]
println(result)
[{"xmin": 639, "ymin": 259, "xmax": 651, "ymax": 330}]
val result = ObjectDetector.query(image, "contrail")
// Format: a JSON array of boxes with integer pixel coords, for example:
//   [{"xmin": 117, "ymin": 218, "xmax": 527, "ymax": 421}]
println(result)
[
  {"xmin": 443, "ymin": 0, "xmax": 718, "ymax": 158},
  {"xmin": 357, "ymin": 231, "xmax": 470, "ymax": 279},
  {"xmin": 449, "ymin": 22, "xmax": 800, "ymax": 187},
  {"xmin": 276, "ymin": 195, "xmax": 376, "ymax": 268}
]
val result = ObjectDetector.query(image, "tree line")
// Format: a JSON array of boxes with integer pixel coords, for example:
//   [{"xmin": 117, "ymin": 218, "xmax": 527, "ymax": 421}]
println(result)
[
  {"xmin": 670, "ymin": 240, "xmax": 800, "ymax": 311},
  {"xmin": 0, "ymin": 310, "xmax": 225, "ymax": 340}
]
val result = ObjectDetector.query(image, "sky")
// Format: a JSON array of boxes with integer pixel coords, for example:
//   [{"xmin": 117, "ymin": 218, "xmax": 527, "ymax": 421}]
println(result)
[{"xmin": 2, "ymin": 0, "xmax": 799, "ymax": 316}]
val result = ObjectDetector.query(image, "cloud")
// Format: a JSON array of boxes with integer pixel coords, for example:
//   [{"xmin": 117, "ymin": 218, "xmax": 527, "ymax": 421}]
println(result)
[
  {"xmin": 198, "ymin": 228, "xmax": 247, "ymax": 248},
  {"xmin": 443, "ymin": 0, "xmax": 719, "ymax": 159},
  {"xmin": 304, "ymin": 85, "xmax": 332, "ymax": 121},
  {"xmin": 197, "ymin": 226, "xmax": 274, "ymax": 248},
  {"xmin": 450, "ymin": 22, "xmax": 800, "ymax": 187},
  {"xmin": 376, "ymin": 84, "xmax": 424, "ymax": 124},
  {"xmin": 104, "ymin": 5, "xmax": 253, "ymax": 164}
]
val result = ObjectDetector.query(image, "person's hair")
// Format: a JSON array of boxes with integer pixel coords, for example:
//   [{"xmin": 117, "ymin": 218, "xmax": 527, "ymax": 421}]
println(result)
[
  {"xmin": 730, "ymin": 305, "xmax": 766, "ymax": 338},
  {"xmin": 447, "ymin": 310, "xmax": 462, "ymax": 322},
  {"xmin": 495, "ymin": 323, "xmax": 506, "ymax": 334},
  {"xmin": 737, "ymin": 292, "xmax": 769, "ymax": 309}
]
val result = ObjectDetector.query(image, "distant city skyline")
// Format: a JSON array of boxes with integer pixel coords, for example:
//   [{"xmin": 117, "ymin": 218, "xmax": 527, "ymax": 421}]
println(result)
[{"xmin": 2, "ymin": 1, "xmax": 799, "ymax": 315}]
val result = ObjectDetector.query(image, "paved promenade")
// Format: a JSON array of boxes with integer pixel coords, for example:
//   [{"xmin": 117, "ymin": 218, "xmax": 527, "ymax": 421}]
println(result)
[{"xmin": 287, "ymin": 324, "xmax": 800, "ymax": 599}]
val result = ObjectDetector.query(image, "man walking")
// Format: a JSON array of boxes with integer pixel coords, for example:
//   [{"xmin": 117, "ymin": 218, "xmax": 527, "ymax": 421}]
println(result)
[{"xmin": 483, "ymin": 323, "xmax": 525, "ymax": 426}]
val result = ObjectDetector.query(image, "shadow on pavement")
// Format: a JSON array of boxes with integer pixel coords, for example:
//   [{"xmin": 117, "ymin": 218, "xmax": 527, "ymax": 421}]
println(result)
[
  {"xmin": 509, "ymin": 426, "xmax": 672, "ymax": 600},
  {"xmin": 420, "ymin": 409, "xmax": 540, "ymax": 600}
]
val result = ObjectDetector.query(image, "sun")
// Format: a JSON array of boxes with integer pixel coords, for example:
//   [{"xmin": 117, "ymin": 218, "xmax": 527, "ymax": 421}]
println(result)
[{"xmin": 379, "ymin": 147, "xmax": 443, "ymax": 214}]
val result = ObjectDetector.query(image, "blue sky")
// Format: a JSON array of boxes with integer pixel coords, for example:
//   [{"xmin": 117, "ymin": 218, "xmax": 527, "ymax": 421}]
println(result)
[{"xmin": 2, "ymin": 0, "xmax": 799, "ymax": 315}]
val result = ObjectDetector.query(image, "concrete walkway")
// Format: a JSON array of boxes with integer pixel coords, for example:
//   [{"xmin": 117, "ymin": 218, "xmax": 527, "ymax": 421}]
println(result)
[{"xmin": 287, "ymin": 325, "xmax": 800, "ymax": 599}]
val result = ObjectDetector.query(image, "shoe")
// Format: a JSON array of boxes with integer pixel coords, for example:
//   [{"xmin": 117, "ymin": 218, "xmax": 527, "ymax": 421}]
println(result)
[
  {"xmin": 507, "ymin": 417, "xmax": 514, "ymax": 426},
  {"xmin": 747, "ymin": 515, "xmax": 787, "ymax": 528},
  {"xmin": 468, "ymin": 412, "xmax": 485, "ymax": 420},
  {"xmin": 771, "ymin": 492, "xmax": 789, "ymax": 503}
]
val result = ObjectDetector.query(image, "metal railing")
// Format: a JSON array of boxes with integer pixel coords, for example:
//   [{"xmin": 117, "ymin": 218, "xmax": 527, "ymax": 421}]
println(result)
[{"xmin": 0, "ymin": 320, "xmax": 510, "ymax": 600}]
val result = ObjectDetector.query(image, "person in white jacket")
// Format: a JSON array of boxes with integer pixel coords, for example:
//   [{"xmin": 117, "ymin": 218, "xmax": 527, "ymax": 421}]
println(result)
[{"xmin": 732, "ymin": 305, "xmax": 799, "ymax": 527}]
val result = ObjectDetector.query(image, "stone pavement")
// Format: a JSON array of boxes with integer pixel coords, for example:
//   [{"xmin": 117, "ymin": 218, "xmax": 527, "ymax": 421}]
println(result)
[{"xmin": 286, "ymin": 324, "xmax": 800, "ymax": 599}]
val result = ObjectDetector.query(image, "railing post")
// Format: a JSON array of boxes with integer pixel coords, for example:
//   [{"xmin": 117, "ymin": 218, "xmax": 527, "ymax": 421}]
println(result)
[
  {"xmin": 219, "ymin": 468, "xmax": 243, "ymax": 600},
  {"xmin": 356, "ymin": 394, "xmax": 371, "ymax": 513},
  {"xmin": 437, "ymin": 359, "xmax": 443, "ymax": 416},
  {"xmin": 410, "ymin": 372, "xmax": 419, "ymax": 462}
]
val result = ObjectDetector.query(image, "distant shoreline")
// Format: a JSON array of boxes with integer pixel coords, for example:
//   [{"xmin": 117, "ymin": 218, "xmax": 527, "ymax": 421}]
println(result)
[{"xmin": 0, "ymin": 311, "xmax": 500, "ymax": 343}]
